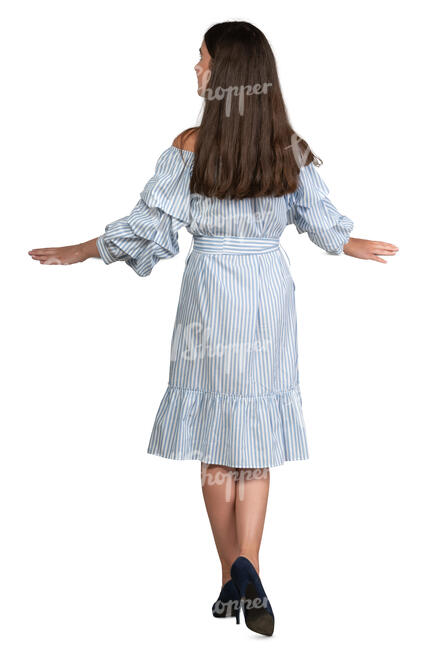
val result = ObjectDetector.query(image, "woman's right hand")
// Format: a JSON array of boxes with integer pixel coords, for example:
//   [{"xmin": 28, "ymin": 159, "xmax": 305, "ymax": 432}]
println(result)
[{"xmin": 28, "ymin": 238, "xmax": 100, "ymax": 266}]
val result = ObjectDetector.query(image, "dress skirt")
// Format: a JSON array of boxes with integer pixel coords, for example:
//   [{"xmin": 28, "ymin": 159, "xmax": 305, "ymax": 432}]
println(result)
[{"xmin": 146, "ymin": 234, "xmax": 309, "ymax": 468}]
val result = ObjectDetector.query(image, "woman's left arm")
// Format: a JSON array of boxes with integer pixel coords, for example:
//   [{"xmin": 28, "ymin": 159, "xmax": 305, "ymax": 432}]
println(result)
[{"xmin": 288, "ymin": 162, "xmax": 399, "ymax": 262}]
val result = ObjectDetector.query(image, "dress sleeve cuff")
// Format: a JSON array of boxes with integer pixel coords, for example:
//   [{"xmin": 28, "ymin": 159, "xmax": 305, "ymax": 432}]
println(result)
[
  {"xmin": 326, "ymin": 221, "xmax": 354, "ymax": 256},
  {"xmin": 96, "ymin": 235, "xmax": 117, "ymax": 264}
]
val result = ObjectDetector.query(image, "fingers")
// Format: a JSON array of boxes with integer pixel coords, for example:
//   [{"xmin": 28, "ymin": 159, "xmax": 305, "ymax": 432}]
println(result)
[
  {"xmin": 372, "ymin": 248, "xmax": 398, "ymax": 255},
  {"xmin": 28, "ymin": 248, "xmax": 58, "ymax": 254},
  {"xmin": 29, "ymin": 248, "xmax": 63, "ymax": 263},
  {"xmin": 29, "ymin": 252, "xmax": 64, "ymax": 264},
  {"xmin": 28, "ymin": 247, "xmax": 70, "ymax": 266},
  {"xmin": 29, "ymin": 253, "xmax": 49, "ymax": 261},
  {"xmin": 372, "ymin": 241, "xmax": 399, "ymax": 251},
  {"xmin": 41, "ymin": 256, "xmax": 64, "ymax": 265},
  {"xmin": 368, "ymin": 241, "xmax": 399, "ymax": 262},
  {"xmin": 29, "ymin": 250, "xmax": 52, "ymax": 260}
]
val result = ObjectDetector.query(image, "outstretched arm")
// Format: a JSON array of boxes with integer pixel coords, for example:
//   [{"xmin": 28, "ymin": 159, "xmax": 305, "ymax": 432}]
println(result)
[
  {"xmin": 289, "ymin": 162, "xmax": 399, "ymax": 263},
  {"xmin": 28, "ymin": 238, "xmax": 100, "ymax": 265},
  {"xmin": 29, "ymin": 140, "xmax": 194, "ymax": 274}
]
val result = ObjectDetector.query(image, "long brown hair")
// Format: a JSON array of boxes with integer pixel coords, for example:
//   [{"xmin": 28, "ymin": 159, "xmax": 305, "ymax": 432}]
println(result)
[{"xmin": 178, "ymin": 21, "xmax": 322, "ymax": 199}]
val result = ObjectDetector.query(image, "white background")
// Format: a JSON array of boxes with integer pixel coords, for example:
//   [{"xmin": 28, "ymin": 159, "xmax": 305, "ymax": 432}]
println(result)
[{"xmin": 1, "ymin": 0, "xmax": 432, "ymax": 648}]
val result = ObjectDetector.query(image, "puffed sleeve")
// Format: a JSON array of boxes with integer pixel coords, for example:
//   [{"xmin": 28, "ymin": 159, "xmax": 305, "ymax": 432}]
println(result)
[
  {"xmin": 285, "ymin": 162, "xmax": 354, "ymax": 255},
  {"xmin": 96, "ymin": 146, "xmax": 193, "ymax": 276}
]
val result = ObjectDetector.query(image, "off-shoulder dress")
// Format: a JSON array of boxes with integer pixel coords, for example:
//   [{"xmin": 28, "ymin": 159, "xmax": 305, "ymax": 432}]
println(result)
[{"xmin": 97, "ymin": 145, "xmax": 353, "ymax": 468}]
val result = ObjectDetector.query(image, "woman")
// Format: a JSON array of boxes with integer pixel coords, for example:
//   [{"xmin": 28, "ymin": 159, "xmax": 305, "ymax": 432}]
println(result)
[{"xmin": 28, "ymin": 21, "xmax": 398, "ymax": 637}]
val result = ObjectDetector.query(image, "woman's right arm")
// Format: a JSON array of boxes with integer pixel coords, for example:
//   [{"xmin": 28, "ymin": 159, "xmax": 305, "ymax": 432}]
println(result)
[
  {"xmin": 28, "ymin": 237, "xmax": 100, "ymax": 265},
  {"xmin": 29, "ymin": 141, "xmax": 194, "ymax": 272}
]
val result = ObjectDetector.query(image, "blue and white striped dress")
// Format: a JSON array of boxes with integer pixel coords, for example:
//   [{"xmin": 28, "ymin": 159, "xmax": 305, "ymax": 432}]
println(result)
[{"xmin": 97, "ymin": 145, "xmax": 354, "ymax": 468}]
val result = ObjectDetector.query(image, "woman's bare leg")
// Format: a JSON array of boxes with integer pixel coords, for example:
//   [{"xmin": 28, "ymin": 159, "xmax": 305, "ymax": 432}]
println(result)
[
  {"xmin": 201, "ymin": 462, "xmax": 241, "ymax": 587},
  {"xmin": 234, "ymin": 467, "xmax": 270, "ymax": 575}
]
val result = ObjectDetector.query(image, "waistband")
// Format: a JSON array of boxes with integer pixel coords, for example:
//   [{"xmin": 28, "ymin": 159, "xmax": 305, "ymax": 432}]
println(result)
[{"xmin": 191, "ymin": 235, "xmax": 281, "ymax": 255}]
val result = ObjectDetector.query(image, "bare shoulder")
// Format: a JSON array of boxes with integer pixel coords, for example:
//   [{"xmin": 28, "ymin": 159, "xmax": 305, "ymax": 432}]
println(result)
[{"xmin": 172, "ymin": 127, "xmax": 199, "ymax": 152}]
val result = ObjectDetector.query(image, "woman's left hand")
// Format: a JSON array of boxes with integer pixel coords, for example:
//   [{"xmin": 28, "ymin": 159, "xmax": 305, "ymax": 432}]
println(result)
[{"xmin": 343, "ymin": 237, "xmax": 399, "ymax": 263}]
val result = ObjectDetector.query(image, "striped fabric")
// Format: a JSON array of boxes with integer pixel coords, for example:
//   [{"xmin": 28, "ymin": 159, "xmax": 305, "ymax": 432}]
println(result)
[{"xmin": 97, "ymin": 145, "xmax": 354, "ymax": 468}]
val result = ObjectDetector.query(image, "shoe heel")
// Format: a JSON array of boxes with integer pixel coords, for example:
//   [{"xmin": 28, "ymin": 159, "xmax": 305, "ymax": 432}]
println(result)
[
  {"xmin": 230, "ymin": 556, "xmax": 275, "ymax": 636},
  {"xmin": 212, "ymin": 579, "xmax": 241, "ymax": 621}
]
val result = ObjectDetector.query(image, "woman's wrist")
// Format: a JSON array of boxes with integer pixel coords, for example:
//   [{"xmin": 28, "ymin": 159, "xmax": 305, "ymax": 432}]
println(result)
[
  {"xmin": 343, "ymin": 237, "xmax": 353, "ymax": 255},
  {"xmin": 79, "ymin": 238, "xmax": 100, "ymax": 260}
]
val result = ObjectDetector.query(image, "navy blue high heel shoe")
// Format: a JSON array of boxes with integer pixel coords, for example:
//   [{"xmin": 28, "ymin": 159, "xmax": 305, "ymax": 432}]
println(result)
[
  {"xmin": 212, "ymin": 579, "xmax": 241, "ymax": 623},
  {"xmin": 230, "ymin": 556, "xmax": 275, "ymax": 636}
]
